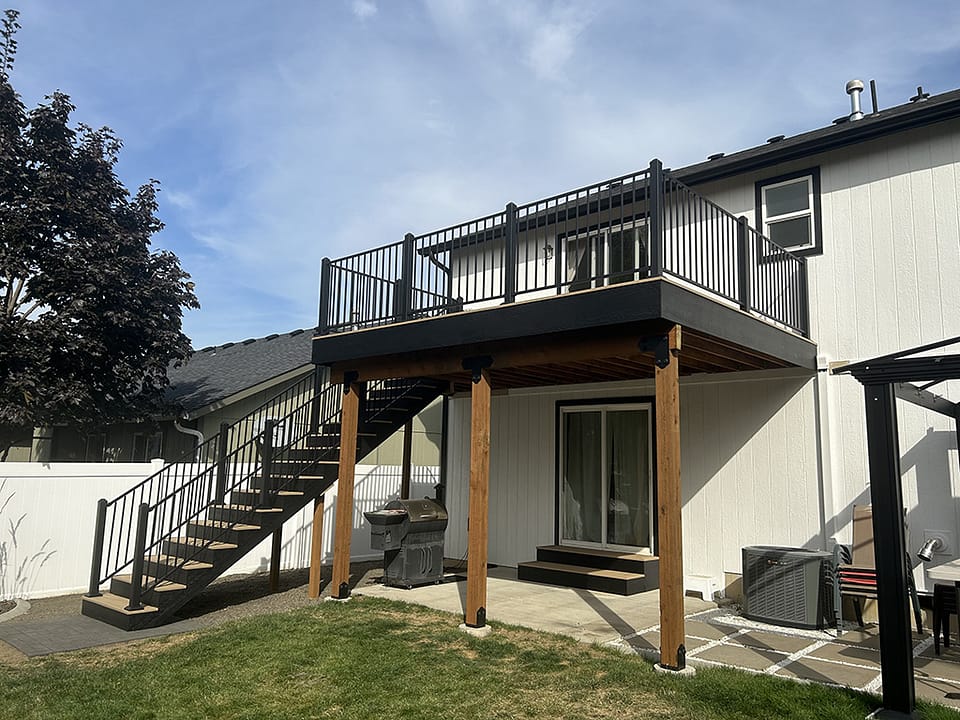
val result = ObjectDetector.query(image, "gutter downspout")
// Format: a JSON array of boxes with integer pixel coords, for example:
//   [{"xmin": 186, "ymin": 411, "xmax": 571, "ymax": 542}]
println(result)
[{"xmin": 174, "ymin": 418, "xmax": 204, "ymax": 461}]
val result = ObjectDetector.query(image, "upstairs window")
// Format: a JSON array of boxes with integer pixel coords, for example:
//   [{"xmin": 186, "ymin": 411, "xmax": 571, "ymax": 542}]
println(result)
[{"xmin": 756, "ymin": 168, "xmax": 822, "ymax": 255}]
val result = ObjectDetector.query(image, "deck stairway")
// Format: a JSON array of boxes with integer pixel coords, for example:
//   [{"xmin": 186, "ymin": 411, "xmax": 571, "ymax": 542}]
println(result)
[
  {"xmin": 517, "ymin": 545, "xmax": 659, "ymax": 596},
  {"xmin": 82, "ymin": 371, "xmax": 445, "ymax": 630}
]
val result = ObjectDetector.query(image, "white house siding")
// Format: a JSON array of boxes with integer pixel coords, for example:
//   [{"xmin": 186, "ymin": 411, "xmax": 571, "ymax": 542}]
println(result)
[
  {"xmin": 444, "ymin": 371, "xmax": 822, "ymax": 582},
  {"xmin": 688, "ymin": 118, "xmax": 960, "ymax": 588}
]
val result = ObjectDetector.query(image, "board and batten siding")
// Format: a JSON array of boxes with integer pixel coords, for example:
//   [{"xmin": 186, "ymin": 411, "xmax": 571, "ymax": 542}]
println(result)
[
  {"xmin": 444, "ymin": 371, "xmax": 822, "ymax": 579},
  {"xmin": 693, "ymin": 118, "xmax": 960, "ymax": 583}
]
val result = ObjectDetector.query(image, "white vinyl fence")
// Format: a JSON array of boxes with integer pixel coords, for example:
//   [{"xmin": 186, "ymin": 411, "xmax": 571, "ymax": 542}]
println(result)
[{"xmin": 0, "ymin": 462, "xmax": 439, "ymax": 600}]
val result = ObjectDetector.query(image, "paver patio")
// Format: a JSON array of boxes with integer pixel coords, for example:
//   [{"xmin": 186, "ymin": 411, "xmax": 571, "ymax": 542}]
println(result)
[{"xmin": 356, "ymin": 566, "xmax": 960, "ymax": 710}]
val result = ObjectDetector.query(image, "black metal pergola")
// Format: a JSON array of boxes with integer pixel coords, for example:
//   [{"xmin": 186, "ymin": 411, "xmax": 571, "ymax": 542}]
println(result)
[{"xmin": 840, "ymin": 336, "xmax": 960, "ymax": 719}]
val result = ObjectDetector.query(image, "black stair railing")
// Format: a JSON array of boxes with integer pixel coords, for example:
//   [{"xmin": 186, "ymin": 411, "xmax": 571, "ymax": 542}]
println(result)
[
  {"xmin": 107, "ymin": 375, "xmax": 441, "ymax": 606},
  {"xmin": 86, "ymin": 369, "xmax": 322, "ymax": 598},
  {"xmin": 125, "ymin": 381, "xmax": 339, "ymax": 597}
]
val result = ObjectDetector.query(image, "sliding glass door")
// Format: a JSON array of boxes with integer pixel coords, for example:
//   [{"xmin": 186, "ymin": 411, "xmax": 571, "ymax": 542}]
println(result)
[{"xmin": 560, "ymin": 403, "xmax": 653, "ymax": 552}]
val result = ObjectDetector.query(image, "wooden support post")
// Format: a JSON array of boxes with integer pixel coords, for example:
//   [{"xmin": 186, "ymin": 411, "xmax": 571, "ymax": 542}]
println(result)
[
  {"xmin": 308, "ymin": 495, "xmax": 325, "ymax": 599},
  {"xmin": 269, "ymin": 527, "xmax": 282, "ymax": 593},
  {"xmin": 400, "ymin": 419, "xmax": 413, "ymax": 499},
  {"xmin": 655, "ymin": 325, "xmax": 686, "ymax": 670},
  {"xmin": 465, "ymin": 367, "xmax": 491, "ymax": 628},
  {"xmin": 331, "ymin": 379, "xmax": 361, "ymax": 599}
]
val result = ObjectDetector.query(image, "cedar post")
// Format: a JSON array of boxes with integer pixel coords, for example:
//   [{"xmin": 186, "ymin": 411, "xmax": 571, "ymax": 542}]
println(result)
[
  {"xmin": 465, "ymin": 364, "xmax": 492, "ymax": 628},
  {"xmin": 655, "ymin": 325, "xmax": 685, "ymax": 670},
  {"xmin": 308, "ymin": 494, "xmax": 326, "ymax": 599},
  {"xmin": 331, "ymin": 376, "xmax": 362, "ymax": 599}
]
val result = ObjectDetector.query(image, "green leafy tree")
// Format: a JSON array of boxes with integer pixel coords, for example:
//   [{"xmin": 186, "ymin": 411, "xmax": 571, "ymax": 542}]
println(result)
[{"xmin": 0, "ymin": 10, "xmax": 199, "ymax": 456}]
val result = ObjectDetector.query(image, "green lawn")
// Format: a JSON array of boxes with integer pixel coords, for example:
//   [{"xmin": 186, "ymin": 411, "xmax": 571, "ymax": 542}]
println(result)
[{"xmin": 0, "ymin": 597, "xmax": 954, "ymax": 719}]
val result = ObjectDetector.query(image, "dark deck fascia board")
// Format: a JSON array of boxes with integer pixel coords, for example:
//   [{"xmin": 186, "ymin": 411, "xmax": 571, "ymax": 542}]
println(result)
[
  {"xmin": 674, "ymin": 90, "xmax": 960, "ymax": 187},
  {"xmin": 312, "ymin": 279, "xmax": 816, "ymax": 371},
  {"xmin": 658, "ymin": 281, "xmax": 816, "ymax": 370},
  {"xmin": 313, "ymin": 281, "xmax": 663, "ymax": 366}
]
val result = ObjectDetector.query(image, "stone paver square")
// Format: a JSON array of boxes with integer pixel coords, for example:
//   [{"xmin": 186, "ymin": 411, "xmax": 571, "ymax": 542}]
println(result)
[
  {"xmin": 808, "ymin": 641, "xmax": 880, "ymax": 668},
  {"xmin": 627, "ymin": 631, "xmax": 659, "ymax": 652},
  {"xmin": 917, "ymin": 644, "xmax": 960, "ymax": 663},
  {"xmin": 914, "ymin": 655, "xmax": 960, "ymax": 683},
  {"xmin": 834, "ymin": 627, "xmax": 881, "ymax": 649},
  {"xmin": 627, "ymin": 631, "xmax": 711, "ymax": 654},
  {"xmin": 915, "ymin": 677, "xmax": 960, "ymax": 709},
  {"xmin": 694, "ymin": 643, "xmax": 784, "ymax": 671},
  {"xmin": 685, "ymin": 620, "xmax": 736, "ymax": 641},
  {"xmin": 727, "ymin": 630, "xmax": 813, "ymax": 654},
  {"xmin": 776, "ymin": 657, "xmax": 878, "ymax": 688}
]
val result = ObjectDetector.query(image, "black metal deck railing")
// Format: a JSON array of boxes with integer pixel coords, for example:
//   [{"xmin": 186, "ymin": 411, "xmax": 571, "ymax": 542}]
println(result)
[{"xmin": 318, "ymin": 159, "xmax": 809, "ymax": 337}]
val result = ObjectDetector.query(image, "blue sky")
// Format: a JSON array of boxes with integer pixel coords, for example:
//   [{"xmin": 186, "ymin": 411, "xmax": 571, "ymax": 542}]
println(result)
[{"xmin": 9, "ymin": 1, "xmax": 960, "ymax": 348}]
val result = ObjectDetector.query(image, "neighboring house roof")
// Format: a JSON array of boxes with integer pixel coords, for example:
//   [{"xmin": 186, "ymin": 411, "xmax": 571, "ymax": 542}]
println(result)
[
  {"xmin": 166, "ymin": 328, "xmax": 315, "ymax": 417},
  {"xmin": 674, "ymin": 86, "xmax": 960, "ymax": 185}
]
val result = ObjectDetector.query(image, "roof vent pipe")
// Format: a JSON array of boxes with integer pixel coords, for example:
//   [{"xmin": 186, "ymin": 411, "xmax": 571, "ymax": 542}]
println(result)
[{"xmin": 846, "ymin": 79, "xmax": 865, "ymax": 121}]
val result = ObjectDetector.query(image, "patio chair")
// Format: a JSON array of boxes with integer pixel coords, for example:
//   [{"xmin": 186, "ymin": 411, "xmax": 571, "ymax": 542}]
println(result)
[
  {"xmin": 932, "ymin": 582, "xmax": 958, "ymax": 655},
  {"xmin": 835, "ymin": 505, "xmax": 922, "ymax": 635}
]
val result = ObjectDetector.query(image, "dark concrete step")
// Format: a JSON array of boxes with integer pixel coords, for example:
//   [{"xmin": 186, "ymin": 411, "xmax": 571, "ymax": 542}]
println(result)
[
  {"xmin": 535, "ymin": 545, "xmax": 659, "ymax": 580},
  {"xmin": 517, "ymin": 560, "xmax": 653, "ymax": 595}
]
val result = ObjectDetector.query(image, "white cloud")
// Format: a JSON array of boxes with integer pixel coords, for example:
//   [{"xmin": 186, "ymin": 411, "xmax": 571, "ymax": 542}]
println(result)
[
  {"xmin": 352, "ymin": 0, "xmax": 377, "ymax": 20},
  {"xmin": 524, "ymin": 5, "xmax": 593, "ymax": 80},
  {"xmin": 162, "ymin": 189, "xmax": 196, "ymax": 211}
]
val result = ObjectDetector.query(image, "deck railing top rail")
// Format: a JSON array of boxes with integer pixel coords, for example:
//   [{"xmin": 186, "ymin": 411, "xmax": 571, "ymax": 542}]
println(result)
[{"xmin": 319, "ymin": 159, "xmax": 809, "ymax": 338}]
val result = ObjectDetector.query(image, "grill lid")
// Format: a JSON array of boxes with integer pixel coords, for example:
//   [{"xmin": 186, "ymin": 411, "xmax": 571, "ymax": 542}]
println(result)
[{"xmin": 385, "ymin": 498, "xmax": 448, "ymax": 524}]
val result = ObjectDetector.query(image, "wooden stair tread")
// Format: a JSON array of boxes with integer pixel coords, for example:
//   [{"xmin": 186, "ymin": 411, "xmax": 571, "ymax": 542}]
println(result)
[
  {"xmin": 146, "ymin": 555, "xmax": 214, "ymax": 570},
  {"xmin": 191, "ymin": 520, "xmax": 260, "ymax": 531},
  {"xmin": 518, "ymin": 561, "xmax": 644, "ymax": 580},
  {"xmin": 211, "ymin": 503, "xmax": 284, "ymax": 514},
  {"xmin": 84, "ymin": 592, "xmax": 158, "ymax": 615},
  {"xmin": 116, "ymin": 574, "xmax": 187, "ymax": 592},
  {"xmin": 537, "ymin": 545, "xmax": 658, "ymax": 562},
  {"xmin": 168, "ymin": 537, "xmax": 238, "ymax": 550}
]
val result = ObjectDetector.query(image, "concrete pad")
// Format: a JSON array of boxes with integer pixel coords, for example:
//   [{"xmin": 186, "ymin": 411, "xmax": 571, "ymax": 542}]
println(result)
[
  {"xmin": 727, "ymin": 630, "xmax": 814, "ymax": 654},
  {"xmin": 654, "ymin": 663, "xmax": 696, "ymax": 677},
  {"xmin": 808, "ymin": 641, "xmax": 880, "ymax": 668},
  {"xmin": 459, "ymin": 623, "xmax": 492, "ymax": 638},
  {"xmin": 685, "ymin": 620, "xmax": 737, "ymax": 641},
  {"xmin": 914, "ymin": 655, "xmax": 960, "ymax": 683},
  {"xmin": 693, "ymin": 644, "xmax": 786, "ymax": 671},
  {"xmin": 776, "ymin": 657, "xmax": 879, "ymax": 688},
  {"xmin": 914, "ymin": 676, "xmax": 960, "ymax": 709},
  {"xmin": 917, "ymin": 643, "xmax": 960, "ymax": 663},
  {"xmin": 834, "ymin": 627, "xmax": 882, "ymax": 649}
]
